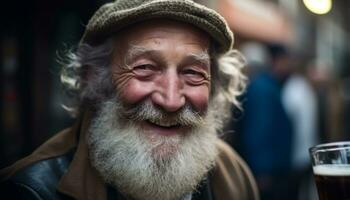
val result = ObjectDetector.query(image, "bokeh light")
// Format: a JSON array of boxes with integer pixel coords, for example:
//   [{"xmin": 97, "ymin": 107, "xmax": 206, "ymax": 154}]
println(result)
[{"xmin": 303, "ymin": 0, "xmax": 332, "ymax": 15}]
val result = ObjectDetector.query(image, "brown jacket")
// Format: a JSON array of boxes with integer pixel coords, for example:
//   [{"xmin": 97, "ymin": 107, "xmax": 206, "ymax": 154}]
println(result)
[{"xmin": 0, "ymin": 111, "xmax": 259, "ymax": 200}]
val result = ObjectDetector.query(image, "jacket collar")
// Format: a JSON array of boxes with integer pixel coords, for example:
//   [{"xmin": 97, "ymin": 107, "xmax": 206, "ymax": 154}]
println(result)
[{"xmin": 57, "ymin": 110, "xmax": 108, "ymax": 200}]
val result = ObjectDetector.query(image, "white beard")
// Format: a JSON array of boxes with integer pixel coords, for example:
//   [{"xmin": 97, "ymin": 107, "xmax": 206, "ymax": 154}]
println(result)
[{"xmin": 88, "ymin": 99, "xmax": 220, "ymax": 200}]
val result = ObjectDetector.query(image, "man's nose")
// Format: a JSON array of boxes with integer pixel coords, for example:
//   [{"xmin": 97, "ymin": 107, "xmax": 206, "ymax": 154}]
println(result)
[{"xmin": 151, "ymin": 71, "xmax": 185, "ymax": 112}]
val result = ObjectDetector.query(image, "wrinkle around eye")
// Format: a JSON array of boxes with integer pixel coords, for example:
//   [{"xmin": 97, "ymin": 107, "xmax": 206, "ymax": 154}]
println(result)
[
  {"xmin": 186, "ymin": 79, "xmax": 211, "ymax": 86},
  {"xmin": 181, "ymin": 68, "xmax": 210, "ymax": 86},
  {"xmin": 112, "ymin": 69, "xmax": 135, "ymax": 92},
  {"xmin": 184, "ymin": 75, "xmax": 210, "ymax": 86}
]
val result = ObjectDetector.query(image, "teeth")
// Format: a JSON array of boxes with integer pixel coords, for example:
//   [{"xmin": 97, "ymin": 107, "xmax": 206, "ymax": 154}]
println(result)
[{"xmin": 148, "ymin": 118, "xmax": 178, "ymax": 127}]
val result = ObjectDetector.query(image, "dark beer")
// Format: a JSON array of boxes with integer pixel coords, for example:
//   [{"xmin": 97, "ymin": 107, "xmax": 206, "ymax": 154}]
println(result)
[{"xmin": 313, "ymin": 165, "xmax": 350, "ymax": 200}]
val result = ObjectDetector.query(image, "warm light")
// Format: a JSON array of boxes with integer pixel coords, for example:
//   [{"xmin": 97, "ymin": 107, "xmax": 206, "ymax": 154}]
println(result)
[{"xmin": 303, "ymin": 0, "xmax": 332, "ymax": 15}]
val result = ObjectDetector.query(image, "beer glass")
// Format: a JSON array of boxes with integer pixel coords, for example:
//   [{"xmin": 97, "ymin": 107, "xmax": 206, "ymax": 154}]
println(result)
[{"xmin": 309, "ymin": 141, "xmax": 350, "ymax": 200}]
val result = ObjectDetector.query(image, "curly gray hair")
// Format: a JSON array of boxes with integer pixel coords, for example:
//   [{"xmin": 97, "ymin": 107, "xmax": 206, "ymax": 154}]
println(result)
[{"xmin": 60, "ymin": 38, "xmax": 246, "ymax": 122}]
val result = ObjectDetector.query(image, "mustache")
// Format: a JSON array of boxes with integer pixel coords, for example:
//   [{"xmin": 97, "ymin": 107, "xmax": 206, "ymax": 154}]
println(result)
[{"xmin": 121, "ymin": 100, "xmax": 205, "ymax": 127}]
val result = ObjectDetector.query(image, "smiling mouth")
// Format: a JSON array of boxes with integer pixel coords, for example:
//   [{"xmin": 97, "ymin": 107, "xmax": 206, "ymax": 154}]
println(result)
[
  {"xmin": 142, "ymin": 119, "xmax": 188, "ymax": 136},
  {"xmin": 147, "ymin": 118, "xmax": 180, "ymax": 128}
]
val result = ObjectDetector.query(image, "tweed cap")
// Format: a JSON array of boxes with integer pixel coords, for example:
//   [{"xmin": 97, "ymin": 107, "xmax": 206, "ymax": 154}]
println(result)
[{"xmin": 81, "ymin": 0, "xmax": 234, "ymax": 54}]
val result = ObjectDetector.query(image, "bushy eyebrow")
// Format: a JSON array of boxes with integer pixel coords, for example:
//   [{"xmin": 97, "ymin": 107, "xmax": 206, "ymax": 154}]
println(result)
[
  {"xmin": 184, "ymin": 52, "xmax": 210, "ymax": 69},
  {"xmin": 124, "ymin": 44, "xmax": 210, "ymax": 69}
]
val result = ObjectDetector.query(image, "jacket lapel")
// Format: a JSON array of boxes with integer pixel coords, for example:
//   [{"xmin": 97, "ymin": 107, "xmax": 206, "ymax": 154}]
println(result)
[{"xmin": 57, "ymin": 110, "xmax": 108, "ymax": 200}]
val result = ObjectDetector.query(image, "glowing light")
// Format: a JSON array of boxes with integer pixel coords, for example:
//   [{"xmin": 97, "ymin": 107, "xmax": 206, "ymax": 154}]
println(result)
[{"xmin": 303, "ymin": 0, "xmax": 332, "ymax": 15}]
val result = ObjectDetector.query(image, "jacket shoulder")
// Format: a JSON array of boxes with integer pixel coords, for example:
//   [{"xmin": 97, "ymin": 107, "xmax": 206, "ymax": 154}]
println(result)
[
  {"xmin": 211, "ymin": 139, "xmax": 260, "ymax": 200},
  {"xmin": 0, "ymin": 127, "xmax": 75, "ymax": 181},
  {"xmin": 1, "ymin": 150, "xmax": 74, "ymax": 200}
]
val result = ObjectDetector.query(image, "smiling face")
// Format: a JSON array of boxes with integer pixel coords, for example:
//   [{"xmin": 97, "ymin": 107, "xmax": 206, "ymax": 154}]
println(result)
[
  {"xmin": 111, "ymin": 19, "xmax": 211, "ymax": 137},
  {"xmin": 87, "ymin": 19, "xmax": 246, "ymax": 200},
  {"xmin": 88, "ymin": 21, "xmax": 219, "ymax": 199}
]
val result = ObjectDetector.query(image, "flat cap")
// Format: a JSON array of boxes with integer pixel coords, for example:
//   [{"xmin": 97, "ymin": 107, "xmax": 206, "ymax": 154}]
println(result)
[{"xmin": 81, "ymin": 0, "xmax": 234, "ymax": 54}]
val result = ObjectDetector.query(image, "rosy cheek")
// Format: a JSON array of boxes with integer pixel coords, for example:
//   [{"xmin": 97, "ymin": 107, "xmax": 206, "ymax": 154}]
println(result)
[
  {"xmin": 118, "ymin": 78, "xmax": 154, "ymax": 105},
  {"xmin": 185, "ymin": 86, "xmax": 210, "ymax": 113}
]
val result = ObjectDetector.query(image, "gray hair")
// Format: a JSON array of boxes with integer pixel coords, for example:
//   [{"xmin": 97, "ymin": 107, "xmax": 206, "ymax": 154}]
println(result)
[{"xmin": 60, "ymin": 39, "xmax": 246, "ymax": 118}]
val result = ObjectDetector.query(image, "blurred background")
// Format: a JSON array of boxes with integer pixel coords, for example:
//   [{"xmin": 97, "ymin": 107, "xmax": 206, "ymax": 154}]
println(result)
[{"xmin": 0, "ymin": 0, "xmax": 349, "ymax": 199}]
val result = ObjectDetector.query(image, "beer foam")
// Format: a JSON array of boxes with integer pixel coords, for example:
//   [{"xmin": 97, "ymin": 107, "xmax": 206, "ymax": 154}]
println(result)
[{"xmin": 314, "ymin": 165, "xmax": 350, "ymax": 176}]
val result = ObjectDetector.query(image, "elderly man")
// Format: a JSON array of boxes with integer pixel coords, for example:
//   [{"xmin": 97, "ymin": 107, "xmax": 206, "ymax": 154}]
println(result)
[{"xmin": 0, "ymin": 0, "xmax": 259, "ymax": 199}]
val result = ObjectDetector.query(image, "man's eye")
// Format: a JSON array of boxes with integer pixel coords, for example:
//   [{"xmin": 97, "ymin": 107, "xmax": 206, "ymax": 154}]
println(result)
[
  {"xmin": 182, "ymin": 69, "xmax": 206, "ymax": 83},
  {"xmin": 132, "ymin": 64, "xmax": 156, "ymax": 77},
  {"xmin": 134, "ymin": 64, "xmax": 153, "ymax": 70}
]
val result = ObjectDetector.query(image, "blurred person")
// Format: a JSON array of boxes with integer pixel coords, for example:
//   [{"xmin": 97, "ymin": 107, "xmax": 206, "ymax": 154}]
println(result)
[
  {"xmin": 282, "ymin": 60, "xmax": 318, "ymax": 200},
  {"xmin": 239, "ymin": 43, "xmax": 293, "ymax": 200},
  {"xmin": 307, "ymin": 62, "xmax": 345, "ymax": 143},
  {"xmin": 0, "ymin": 0, "xmax": 259, "ymax": 200}
]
